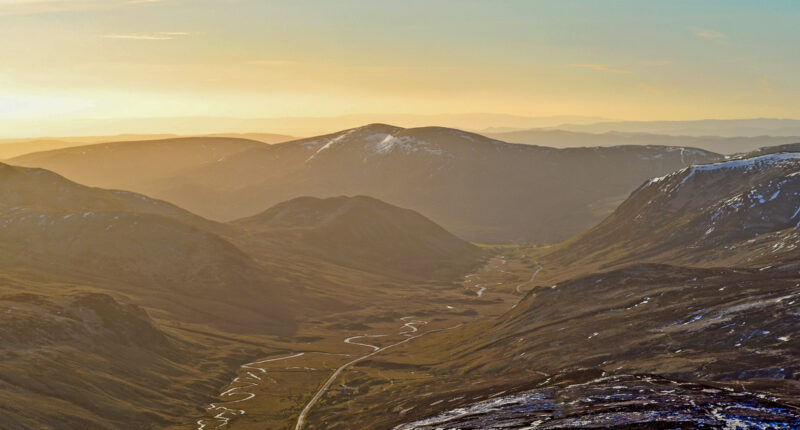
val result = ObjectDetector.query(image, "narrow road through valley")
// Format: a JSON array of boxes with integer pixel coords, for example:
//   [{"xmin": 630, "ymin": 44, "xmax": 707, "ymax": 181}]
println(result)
[
  {"xmin": 293, "ymin": 319, "xmax": 462, "ymax": 430},
  {"xmin": 516, "ymin": 261, "xmax": 543, "ymax": 294},
  {"xmin": 343, "ymin": 334, "xmax": 386, "ymax": 351},
  {"xmin": 197, "ymin": 352, "xmax": 305, "ymax": 430}
]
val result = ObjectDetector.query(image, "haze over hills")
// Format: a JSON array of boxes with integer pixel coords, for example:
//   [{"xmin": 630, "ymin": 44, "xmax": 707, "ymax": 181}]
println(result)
[
  {"xmin": 8, "ymin": 137, "xmax": 269, "ymax": 197},
  {"xmin": 484, "ymin": 128, "xmax": 800, "ymax": 155},
  {"xmin": 552, "ymin": 118, "xmax": 800, "ymax": 138},
  {"xmin": 0, "ymin": 114, "xmax": 607, "ymax": 140},
  {"xmin": 9, "ymin": 124, "xmax": 722, "ymax": 244},
  {"xmin": 0, "ymin": 133, "xmax": 295, "ymax": 160}
]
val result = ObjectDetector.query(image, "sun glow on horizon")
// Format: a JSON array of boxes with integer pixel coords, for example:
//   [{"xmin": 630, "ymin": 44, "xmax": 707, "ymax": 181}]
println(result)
[{"xmin": 0, "ymin": 0, "xmax": 798, "ymax": 137}]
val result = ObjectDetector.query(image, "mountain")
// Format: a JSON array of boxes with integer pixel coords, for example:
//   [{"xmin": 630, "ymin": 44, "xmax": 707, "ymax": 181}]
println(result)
[
  {"xmin": 9, "ymin": 136, "xmax": 270, "ymax": 196},
  {"xmin": 483, "ymin": 128, "xmax": 800, "ymax": 155},
  {"xmin": 234, "ymin": 196, "xmax": 485, "ymax": 280},
  {"xmin": 553, "ymin": 118, "xmax": 800, "ymax": 137},
  {"xmin": 0, "ymin": 135, "xmax": 178, "ymax": 159},
  {"xmin": 11, "ymin": 124, "xmax": 723, "ymax": 244},
  {"xmin": 542, "ymin": 151, "xmax": 800, "ymax": 275},
  {"xmin": 0, "ymin": 133, "xmax": 296, "ymax": 160},
  {"xmin": 0, "ymin": 163, "xmax": 294, "ymax": 333}
]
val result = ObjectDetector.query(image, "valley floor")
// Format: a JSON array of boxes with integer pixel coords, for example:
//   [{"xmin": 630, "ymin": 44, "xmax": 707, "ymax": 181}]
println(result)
[{"xmin": 184, "ymin": 251, "xmax": 537, "ymax": 429}]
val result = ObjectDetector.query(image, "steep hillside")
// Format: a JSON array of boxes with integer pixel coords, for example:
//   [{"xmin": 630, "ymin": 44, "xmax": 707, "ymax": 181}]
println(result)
[
  {"xmin": 15, "ymin": 124, "xmax": 722, "ymax": 244},
  {"xmin": 389, "ymin": 265, "xmax": 800, "ymax": 429},
  {"xmin": 0, "ymin": 291, "xmax": 178, "ymax": 429},
  {"xmin": 0, "ymin": 163, "xmax": 293, "ymax": 333},
  {"xmin": 298, "ymin": 262, "xmax": 800, "ymax": 429},
  {"xmin": 0, "ymin": 279, "xmax": 268, "ymax": 430},
  {"xmin": 543, "ymin": 152, "xmax": 800, "ymax": 274},
  {"xmin": 234, "ymin": 196, "xmax": 485, "ymax": 280}
]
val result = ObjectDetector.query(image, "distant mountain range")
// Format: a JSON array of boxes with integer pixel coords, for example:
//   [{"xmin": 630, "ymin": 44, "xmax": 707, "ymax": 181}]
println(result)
[
  {"xmin": 0, "ymin": 113, "xmax": 607, "ymax": 139},
  {"xmin": 9, "ymin": 123, "xmax": 722, "ymax": 244},
  {"xmin": 484, "ymin": 128, "xmax": 800, "ymax": 154},
  {"xmin": 0, "ymin": 132, "xmax": 294, "ymax": 159},
  {"xmin": 549, "ymin": 118, "xmax": 800, "ymax": 137}
]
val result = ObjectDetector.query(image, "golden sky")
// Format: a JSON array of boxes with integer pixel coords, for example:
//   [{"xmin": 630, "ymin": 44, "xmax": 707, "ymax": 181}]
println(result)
[{"xmin": 0, "ymin": 0, "xmax": 798, "ymax": 136}]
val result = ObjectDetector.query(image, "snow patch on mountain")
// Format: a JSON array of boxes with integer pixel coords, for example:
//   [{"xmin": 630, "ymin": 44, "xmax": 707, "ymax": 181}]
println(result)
[
  {"xmin": 369, "ymin": 134, "xmax": 443, "ymax": 156},
  {"xmin": 687, "ymin": 152, "xmax": 800, "ymax": 175},
  {"xmin": 305, "ymin": 129, "xmax": 357, "ymax": 161},
  {"xmin": 648, "ymin": 152, "xmax": 800, "ymax": 193}
]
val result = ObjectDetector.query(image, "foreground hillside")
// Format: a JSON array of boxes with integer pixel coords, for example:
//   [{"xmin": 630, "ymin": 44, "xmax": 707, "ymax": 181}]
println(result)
[{"xmin": 10, "ymin": 124, "xmax": 722, "ymax": 244}]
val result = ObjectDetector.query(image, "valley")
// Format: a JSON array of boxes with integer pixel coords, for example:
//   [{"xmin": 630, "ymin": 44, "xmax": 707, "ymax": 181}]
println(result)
[
  {"xmin": 187, "ymin": 253, "xmax": 537, "ymax": 429},
  {"xmin": 1, "ymin": 126, "xmax": 799, "ymax": 429},
  {"xmin": 6, "ymin": 3, "xmax": 800, "ymax": 428}
]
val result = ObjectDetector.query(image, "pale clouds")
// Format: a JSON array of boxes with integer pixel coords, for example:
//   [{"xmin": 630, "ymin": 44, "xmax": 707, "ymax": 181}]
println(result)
[
  {"xmin": 101, "ymin": 32, "xmax": 189, "ymax": 40},
  {"xmin": 571, "ymin": 64, "xmax": 632, "ymax": 75},
  {"xmin": 695, "ymin": 28, "xmax": 726, "ymax": 39},
  {"xmin": 0, "ymin": 0, "xmax": 163, "ymax": 16}
]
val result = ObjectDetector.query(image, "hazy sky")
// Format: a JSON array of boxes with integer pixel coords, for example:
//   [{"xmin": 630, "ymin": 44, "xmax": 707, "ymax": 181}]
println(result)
[{"xmin": 1, "ymin": 0, "xmax": 798, "ymax": 134}]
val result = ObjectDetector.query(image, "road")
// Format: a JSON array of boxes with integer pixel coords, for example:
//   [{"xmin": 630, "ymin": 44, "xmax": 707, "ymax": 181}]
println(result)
[
  {"xmin": 343, "ymin": 334, "xmax": 385, "ymax": 351},
  {"xmin": 197, "ymin": 352, "xmax": 305, "ymax": 429},
  {"xmin": 198, "ymin": 258, "xmax": 530, "ymax": 429},
  {"xmin": 516, "ymin": 261, "xmax": 542, "ymax": 294},
  {"xmin": 293, "ymin": 320, "xmax": 462, "ymax": 430}
]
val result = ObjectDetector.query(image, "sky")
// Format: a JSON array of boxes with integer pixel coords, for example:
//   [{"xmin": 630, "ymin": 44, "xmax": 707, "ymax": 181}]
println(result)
[{"xmin": 0, "ymin": 0, "xmax": 798, "ymax": 136}]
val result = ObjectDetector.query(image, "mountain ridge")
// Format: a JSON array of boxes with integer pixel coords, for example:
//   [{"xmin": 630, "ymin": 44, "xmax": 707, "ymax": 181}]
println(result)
[{"xmin": 9, "ymin": 123, "xmax": 723, "ymax": 243}]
